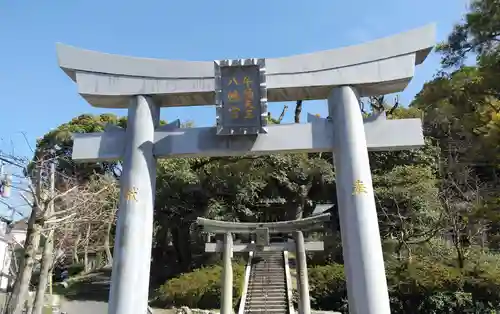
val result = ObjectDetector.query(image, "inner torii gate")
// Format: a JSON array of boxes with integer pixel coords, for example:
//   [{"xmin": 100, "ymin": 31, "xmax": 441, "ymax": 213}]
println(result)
[
  {"xmin": 56, "ymin": 24, "xmax": 435, "ymax": 314},
  {"xmin": 197, "ymin": 213, "xmax": 330, "ymax": 314}
]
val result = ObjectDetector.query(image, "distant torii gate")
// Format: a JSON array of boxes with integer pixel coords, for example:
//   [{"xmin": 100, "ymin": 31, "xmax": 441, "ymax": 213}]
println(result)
[
  {"xmin": 197, "ymin": 213, "xmax": 330, "ymax": 314},
  {"xmin": 56, "ymin": 24, "xmax": 435, "ymax": 314}
]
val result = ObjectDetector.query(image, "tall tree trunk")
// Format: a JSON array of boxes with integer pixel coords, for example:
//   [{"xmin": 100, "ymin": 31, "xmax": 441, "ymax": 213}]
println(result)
[
  {"xmin": 294, "ymin": 185, "xmax": 309, "ymax": 219},
  {"xmin": 104, "ymin": 219, "xmax": 113, "ymax": 267},
  {"xmin": 84, "ymin": 224, "xmax": 91, "ymax": 273},
  {"xmin": 5, "ymin": 214, "xmax": 41, "ymax": 314},
  {"xmin": 73, "ymin": 232, "xmax": 81, "ymax": 263},
  {"xmin": 172, "ymin": 225, "xmax": 192, "ymax": 272},
  {"xmin": 294, "ymin": 100, "xmax": 303, "ymax": 123},
  {"xmin": 31, "ymin": 230, "xmax": 54, "ymax": 314}
]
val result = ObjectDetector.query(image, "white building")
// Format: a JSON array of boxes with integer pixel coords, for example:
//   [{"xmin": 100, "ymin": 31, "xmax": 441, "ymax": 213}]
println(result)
[{"xmin": 0, "ymin": 219, "xmax": 27, "ymax": 291}]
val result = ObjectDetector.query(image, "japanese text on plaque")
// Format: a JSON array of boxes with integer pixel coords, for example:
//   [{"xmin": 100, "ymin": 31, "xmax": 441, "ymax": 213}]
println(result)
[{"xmin": 226, "ymin": 75, "xmax": 255, "ymax": 120}]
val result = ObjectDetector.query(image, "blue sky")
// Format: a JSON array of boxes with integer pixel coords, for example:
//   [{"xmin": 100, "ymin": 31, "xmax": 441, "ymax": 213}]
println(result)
[{"xmin": 0, "ymin": 0, "xmax": 469, "ymax": 216}]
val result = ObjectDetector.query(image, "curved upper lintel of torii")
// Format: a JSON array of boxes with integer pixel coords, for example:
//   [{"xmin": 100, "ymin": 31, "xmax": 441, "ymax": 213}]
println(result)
[
  {"xmin": 197, "ymin": 213, "xmax": 331, "ymax": 234},
  {"xmin": 56, "ymin": 24, "xmax": 436, "ymax": 109}
]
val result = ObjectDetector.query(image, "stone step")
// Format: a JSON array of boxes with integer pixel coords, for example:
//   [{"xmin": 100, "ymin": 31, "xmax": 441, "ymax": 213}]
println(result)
[
  {"xmin": 246, "ymin": 303, "xmax": 287, "ymax": 308},
  {"xmin": 249, "ymin": 282, "xmax": 285, "ymax": 287},
  {"xmin": 249, "ymin": 278, "xmax": 285, "ymax": 283},
  {"xmin": 247, "ymin": 295, "xmax": 285, "ymax": 300},
  {"xmin": 246, "ymin": 303, "xmax": 287, "ymax": 309},
  {"xmin": 245, "ymin": 312, "xmax": 287, "ymax": 314},
  {"xmin": 248, "ymin": 287, "xmax": 287, "ymax": 297},
  {"xmin": 246, "ymin": 297, "xmax": 286, "ymax": 302},
  {"xmin": 245, "ymin": 309, "xmax": 287, "ymax": 314},
  {"xmin": 247, "ymin": 299, "xmax": 287, "ymax": 305},
  {"xmin": 252, "ymin": 269, "xmax": 284, "ymax": 272},
  {"xmin": 247, "ymin": 288, "xmax": 286, "ymax": 292},
  {"xmin": 249, "ymin": 279, "xmax": 285, "ymax": 283},
  {"xmin": 246, "ymin": 297, "xmax": 286, "ymax": 304},
  {"xmin": 250, "ymin": 274, "xmax": 285, "ymax": 278},
  {"xmin": 246, "ymin": 300, "xmax": 287, "ymax": 305},
  {"xmin": 247, "ymin": 289, "xmax": 286, "ymax": 295},
  {"xmin": 252, "ymin": 269, "xmax": 283, "ymax": 272},
  {"xmin": 248, "ymin": 289, "xmax": 286, "ymax": 294},
  {"xmin": 248, "ymin": 280, "xmax": 286, "ymax": 286},
  {"xmin": 247, "ymin": 288, "xmax": 286, "ymax": 293}
]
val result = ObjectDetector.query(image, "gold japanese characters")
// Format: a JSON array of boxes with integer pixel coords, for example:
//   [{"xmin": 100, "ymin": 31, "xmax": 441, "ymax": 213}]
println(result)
[
  {"xmin": 352, "ymin": 180, "xmax": 368, "ymax": 195},
  {"xmin": 125, "ymin": 187, "xmax": 139, "ymax": 202},
  {"xmin": 226, "ymin": 75, "xmax": 255, "ymax": 120}
]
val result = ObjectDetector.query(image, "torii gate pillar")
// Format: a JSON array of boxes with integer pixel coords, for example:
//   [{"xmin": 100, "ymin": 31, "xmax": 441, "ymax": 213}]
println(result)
[
  {"xmin": 329, "ymin": 86, "xmax": 391, "ymax": 313},
  {"xmin": 108, "ymin": 96, "xmax": 159, "ymax": 314}
]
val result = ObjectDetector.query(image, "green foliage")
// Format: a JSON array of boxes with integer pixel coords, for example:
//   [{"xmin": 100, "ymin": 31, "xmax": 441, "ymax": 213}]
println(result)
[
  {"xmin": 308, "ymin": 254, "xmax": 500, "ymax": 313},
  {"xmin": 374, "ymin": 164, "xmax": 442, "ymax": 242},
  {"xmin": 308, "ymin": 264, "xmax": 347, "ymax": 311},
  {"xmin": 155, "ymin": 264, "xmax": 245, "ymax": 309},
  {"xmin": 437, "ymin": 0, "xmax": 500, "ymax": 68},
  {"xmin": 66, "ymin": 263, "xmax": 86, "ymax": 277},
  {"xmin": 33, "ymin": 114, "xmax": 127, "ymax": 182}
]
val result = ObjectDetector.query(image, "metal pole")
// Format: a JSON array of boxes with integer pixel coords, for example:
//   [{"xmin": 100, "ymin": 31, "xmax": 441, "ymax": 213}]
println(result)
[
  {"xmin": 328, "ymin": 86, "xmax": 391, "ymax": 314},
  {"xmin": 294, "ymin": 231, "xmax": 311, "ymax": 314},
  {"xmin": 108, "ymin": 96, "xmax": 160, "ymax": 314},
  {"xmin": 221, "ymin": 232, "xmax": 233, "ymax": 314}
]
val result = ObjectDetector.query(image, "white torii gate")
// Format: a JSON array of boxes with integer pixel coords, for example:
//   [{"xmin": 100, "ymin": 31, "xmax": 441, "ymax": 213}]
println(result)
[
  {"xmin": 197, "ymin": 213, "xmax": 330, "ymax": 314},
  {"xmin": 56, "ymin": 23, "xmax": 435, "ymax": 314}
]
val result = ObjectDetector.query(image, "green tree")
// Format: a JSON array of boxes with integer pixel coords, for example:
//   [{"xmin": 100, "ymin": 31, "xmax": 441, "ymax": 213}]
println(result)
[{"xmin": 34, "ymin": 114, "xmax": 127, "ymax": 182}]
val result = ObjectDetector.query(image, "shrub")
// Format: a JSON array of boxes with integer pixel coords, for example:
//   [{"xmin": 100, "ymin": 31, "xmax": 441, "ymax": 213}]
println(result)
[
  {"xmin": 67, "ymin": 263, "xmax": 85, "ymax": 276},
  {"xmin": 156, "ymin": 263, "xmax": 245, "ymax": 309},
  {"xmin": 307, "ymin": 257, "xmax": 500, "ymax": 313},
  {"xmin": 308, "ymin": 263, "xmax": 348, "ymax": 311}
]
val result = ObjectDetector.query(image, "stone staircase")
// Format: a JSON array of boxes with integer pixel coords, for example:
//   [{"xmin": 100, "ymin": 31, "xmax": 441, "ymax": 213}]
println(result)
[{"xmin": 244, "ymin": 251, "xmax": 288, "ymax": 314}]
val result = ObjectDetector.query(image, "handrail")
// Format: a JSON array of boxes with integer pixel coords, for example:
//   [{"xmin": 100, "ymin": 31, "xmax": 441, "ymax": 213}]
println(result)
[
  {"xmin": 238, "ymin": 241, "xmax": 255, "ymax": 314},
  {"xmin": 283, "ymin": 251, "xmax": 295, "ymax": 314}
]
